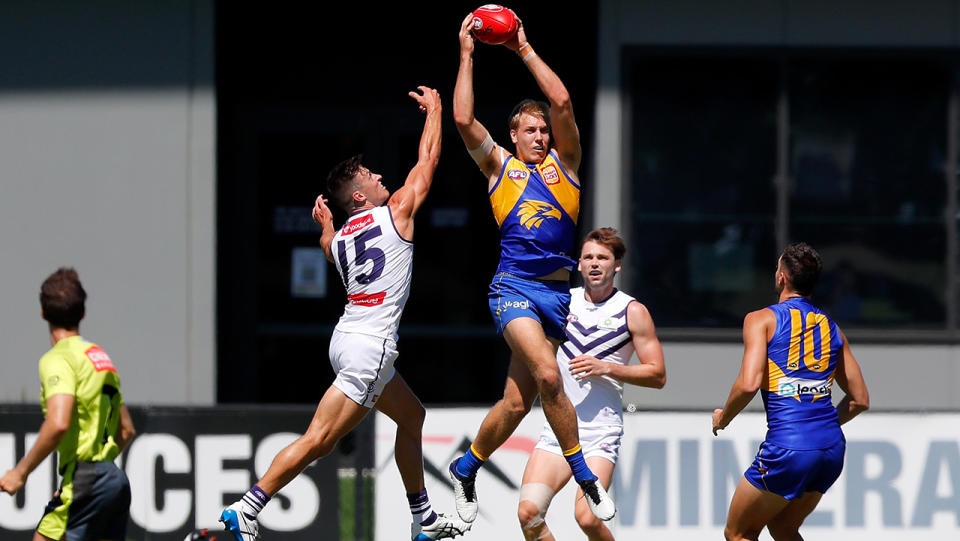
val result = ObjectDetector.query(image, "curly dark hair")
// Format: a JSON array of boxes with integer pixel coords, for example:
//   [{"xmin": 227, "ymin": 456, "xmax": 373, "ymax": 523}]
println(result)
[
  {"xmin": 326, "ymin": 154, "xmax": 364, "ymax": 211},
  {"xmin": 779, "ymin": 242, "xmax": 823, "ymax": 296},
  {"xmin": 40, "ymin": 267, "xmax": 86, "ymax": 329}
]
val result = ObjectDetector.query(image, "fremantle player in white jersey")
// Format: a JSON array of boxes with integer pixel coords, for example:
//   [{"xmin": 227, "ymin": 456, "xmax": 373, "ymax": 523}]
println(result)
[
  {"xmin": 219, "ymin": 87, "xmax": 470, "ymax": 541},
  {"xmin": 517, "ymin": 228, "xmax": 666, "ymax": 541}
]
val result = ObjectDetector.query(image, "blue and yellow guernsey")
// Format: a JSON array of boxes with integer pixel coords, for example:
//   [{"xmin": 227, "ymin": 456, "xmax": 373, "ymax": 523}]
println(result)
[
  {"xmin": 490, "ymin": 149, "xmax": 580, "ymax": 278},
  {"xmin": 763, "ymin": 297, "xmax": 844, "ymax": 450}
]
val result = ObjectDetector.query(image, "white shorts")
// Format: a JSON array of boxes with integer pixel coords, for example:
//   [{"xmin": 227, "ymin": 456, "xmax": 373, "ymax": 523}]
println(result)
[
  {"xmin": 535, "ymin": 421, "xmax": 623, "ymax": 464},
  {"xmin": 329, "ymin": 329, "xmax": 397, "ymax": 408}
]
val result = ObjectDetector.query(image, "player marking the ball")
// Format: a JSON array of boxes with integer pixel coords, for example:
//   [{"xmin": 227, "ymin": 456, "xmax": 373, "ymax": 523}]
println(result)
[{"xmin": 447, "ymin": 5, "xmax": 616, "ymax": 525}]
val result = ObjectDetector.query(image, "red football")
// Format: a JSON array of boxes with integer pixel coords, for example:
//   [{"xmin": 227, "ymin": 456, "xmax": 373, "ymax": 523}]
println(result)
[{"xmin": 471, "ymin": 5, "xmax": 518, "ymax": 45}]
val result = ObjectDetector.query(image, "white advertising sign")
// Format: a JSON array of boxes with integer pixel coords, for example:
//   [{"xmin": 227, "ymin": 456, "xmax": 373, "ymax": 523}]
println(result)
[{"xmin": 375, "ymin": 409, "xmax": 960, "ymax": 540}]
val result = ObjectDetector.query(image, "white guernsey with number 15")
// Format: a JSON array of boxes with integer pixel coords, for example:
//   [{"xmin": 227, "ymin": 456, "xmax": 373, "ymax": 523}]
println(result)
[{"xmin": 332, "ymin": 205, "xmax": 414, "ymax": 340}]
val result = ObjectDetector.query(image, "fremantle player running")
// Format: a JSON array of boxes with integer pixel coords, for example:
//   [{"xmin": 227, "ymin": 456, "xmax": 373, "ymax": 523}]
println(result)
[
  {"xmin": 220, "ymin": 87, "xmax": 470, "ymax": 541},
  {"xmin": 518, "ymin": 229, "xmax": 665, "ymax": 541},
  {"xmin": 712, "ymin": 243, "xmax": 870, "ymax": 541},
  {"xmin": 449, "ymin": 11, "xmax": 615, "ymax": 524}
]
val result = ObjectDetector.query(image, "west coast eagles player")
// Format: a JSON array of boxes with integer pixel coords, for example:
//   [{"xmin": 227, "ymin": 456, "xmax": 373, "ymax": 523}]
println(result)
[
  {"xmin": 518, "ymin": 229, "xmax": 666, "ymax": 541},
  {"xmin": 449, "ymin": 10, "xmax": 615, "ymax": 523},
  {"xmin": 712, "ymin": 243, "xmax": 870, "ymax": 541},
  {"xmin": 220, "ymin": 87, "xmax": 469, "ymax": 541},
  {"xmin": 0, "ymin": 268, "xmax": 137, "ymax": 541}
]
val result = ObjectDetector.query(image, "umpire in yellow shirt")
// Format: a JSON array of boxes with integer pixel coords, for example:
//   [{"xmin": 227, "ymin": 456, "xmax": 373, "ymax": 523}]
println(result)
[{"xmin": 0, "ymin": 268, "xmax": 136, "ymax": 541}]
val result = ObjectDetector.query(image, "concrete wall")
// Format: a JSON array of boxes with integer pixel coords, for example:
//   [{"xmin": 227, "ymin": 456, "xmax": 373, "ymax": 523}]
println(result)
[
  {"xmin": 597, "ymin": 0, "xmax": 960, "ymax": 410},
  {"xmin": 0, "ymin": 1, "xmax": 215, "ymax": 404}
]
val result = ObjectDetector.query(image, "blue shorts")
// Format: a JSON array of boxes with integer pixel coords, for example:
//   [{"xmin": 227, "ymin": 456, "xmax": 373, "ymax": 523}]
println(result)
[
  {"xmin": 744, "ymin": 441, "xmax": 845, "ymax": 500},
  {"xmin": 488, "ymin": 273, "xmax": 570, "ymax": 340},
  {"xmin": 37, "ymin": 461, "xmax": 131, "ymax": 541}
]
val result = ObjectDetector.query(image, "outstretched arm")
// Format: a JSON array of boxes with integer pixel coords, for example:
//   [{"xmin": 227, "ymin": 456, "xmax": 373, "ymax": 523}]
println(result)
[
  {"xmin": 713, "ymin": 309, "xmax": 772, "ymax": 435},
  {"xmin": 454, "ymin": 12, "xmax": 502, "ymax": 182},
  {"xmin": 567, "ymin": 301, "xmax": 665, "ymax": 388},
  {"xmin": 833, "ymin": 329, "xmax": 869, "ymax": 425},
  {"xmin": 312, "ymin": 195, "xmax": 336, "ymax": 262},
  {"xmin": 503, "ymin": 17, "xmax": 581, "ymax": 174},
  {"xmin": 0, "ymin": 393, "xmax": 73, "ymax": 495},
  {"xmin": 388, "ymin": 86, "xmax": 442, "ymax": 239}
]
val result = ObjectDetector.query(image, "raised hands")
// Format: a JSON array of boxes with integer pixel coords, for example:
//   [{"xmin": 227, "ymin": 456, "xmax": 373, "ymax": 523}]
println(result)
[
  {"xmin": 312, "ymin": 194, "xmax": 332, "ymax": 229},
  {"xmin": 459, "ymin": 12, "xmax": 476, "ymax": 56},
  {"xmin": 503, "ymin": 15, "xmax": 527, "ymax": 53},
  {"xmin": 408, "ymin": 86, "xmax": 441, "ymax": 114}
]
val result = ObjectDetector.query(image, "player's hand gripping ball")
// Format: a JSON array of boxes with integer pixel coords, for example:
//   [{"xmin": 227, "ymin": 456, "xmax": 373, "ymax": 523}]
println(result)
[{"xmin": 471, "ymin": 4, "xmax": 518, "ymax": 45}]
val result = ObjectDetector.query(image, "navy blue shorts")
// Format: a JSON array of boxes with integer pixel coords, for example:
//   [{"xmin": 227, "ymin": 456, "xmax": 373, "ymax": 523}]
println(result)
[
  {"xmin": 488, "ymin": 273, "xmax": 570, "ymax": 340},
  {"xmin": 37, "ymin": 461, "xmax": 131, "ymax": 541},
  {"xmin": 744, "ymin": 441, "xmax": 845, "ymax": 500}
]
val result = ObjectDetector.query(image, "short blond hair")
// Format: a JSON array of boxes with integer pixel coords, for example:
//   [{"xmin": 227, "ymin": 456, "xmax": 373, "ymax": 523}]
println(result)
[{"xmin": 508, "ymin": 99, "xmax": 551, "ymax": 131}]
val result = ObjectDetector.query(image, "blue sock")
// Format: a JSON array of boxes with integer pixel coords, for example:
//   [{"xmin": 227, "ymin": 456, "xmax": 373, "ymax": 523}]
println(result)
[
  {"xmin": 453, "ymin": 444, "xmax": 486, "ymax": 478},
  {"xmin": 563, "ymin": 446, "xmax": 597, "ymax": 484}
]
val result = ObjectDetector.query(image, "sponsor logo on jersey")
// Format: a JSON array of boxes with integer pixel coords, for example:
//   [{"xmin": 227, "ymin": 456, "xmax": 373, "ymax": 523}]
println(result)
[
  {"xmin": 541, "ymin": 164, "xmax": 560, "ymax": 184},
  {"xmin": 503, "ymin": 300, "xmax": 530, "ymax": 310},
  {"xmin": 348, "ymin": 291, "xmax": 387, "ymax": 306},
  {"xmin": 776, "ymin": 377, "xmax": 830, "ymax": 398},
  {"xmin": 342, "ymin": 214, "xmax": 374, "ymax": 235},
  {"xmin": 567, "ymin": 314, "xmax": 579, "ymax": 322},
  {"xmin": 598, "ymin": 318, "xmax": 618, "ymax": 331},
  {"xmin": 517, "ymin": 200, "xmax": 561, "ymax": 229},
  {"xmin": 507, "ymin": 169, "xmax": 528, "ymax": 181},
  {"xmin": 85, "ymin": 346, "xmax": 117, "ymax": 373}
]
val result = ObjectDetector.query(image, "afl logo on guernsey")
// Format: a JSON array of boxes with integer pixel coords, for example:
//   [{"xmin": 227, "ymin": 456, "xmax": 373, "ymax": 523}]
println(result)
[
  {"xmin": 517, "ymin": 200, "xmax": 561, "ymax": 229},
  {"xmin": 507, "ymin": 169, "xmax": 528, "ymax": 181},
  {"xmin": 541, "ymin": 164, "xmax": 560, "ymax": 184},
  {"xmin": 342, "ymin": 214, "xmax": 374, "ymax": 235}
]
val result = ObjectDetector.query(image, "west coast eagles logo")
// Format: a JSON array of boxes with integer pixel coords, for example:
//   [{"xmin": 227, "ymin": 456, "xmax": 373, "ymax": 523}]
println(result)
[{"xmin": 517, "ymin": 200, "xmax": 561, "ymax": 229}]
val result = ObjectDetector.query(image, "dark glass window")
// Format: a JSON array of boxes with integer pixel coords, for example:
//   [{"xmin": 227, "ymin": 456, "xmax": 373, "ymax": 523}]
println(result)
[
  {"xmin": 789, "ymin": 59, "xmax": 949, "ymax": 328},
  {"xmin": 628, "ymin": 58, "xmax": 779, "ymax": 327},
  {"xmin": 627, "ymin": 52, "xmax": 953, "ymax": 332}
]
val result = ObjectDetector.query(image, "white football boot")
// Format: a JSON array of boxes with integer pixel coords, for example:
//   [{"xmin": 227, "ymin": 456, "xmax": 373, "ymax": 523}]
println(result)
[
  {"xmin": 412, "ymin": 513, "xmax": 472, "ymax": 540},
  {"xmin": 447, "ymin": 459, "xmax": 479, "ymax": 523},
  {"xmin": 219, "ymin": 501, "xmax": 261, "ymax": 541},
  {"xmin": 578, "ymin": 478, "xmax": 616, "ymax": 521}
]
